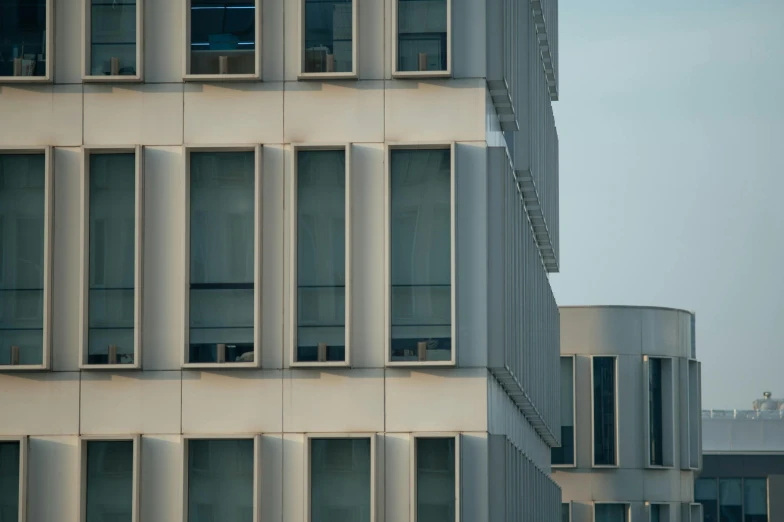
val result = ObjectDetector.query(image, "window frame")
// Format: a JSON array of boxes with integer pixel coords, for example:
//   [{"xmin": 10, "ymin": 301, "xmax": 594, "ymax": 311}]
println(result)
[
  {"xmin": 0, "ymin": 147, "xmax": 53, "ymax": 371},
  {"xmin": 643, "ymin": 355, "xmax": 675, "ymax": 469},
  {"xmin": 593, "ymin": 502, "xmax": 630, "ymax": 522},
  {"xmin": 687, "ymin": 359, "xmax": 701, "ymax": 471},
  {"xmin": 304, "ymin": 433, "xmax": 377, "ymax": 522},
  {"xmin": 182, "ymin": 0, "xmax": 262, "ymax": 81},
  {"xmin": 78, "ymin": 435, "xmax": 140, "ymax": 522},
  {"xmin": 81, "ymin": 0, "xmax": 144, "ymax": 82},
  {"xmin": 384, "ymin": 143, "xmax": 456, "ymax": 367},
  {"xmin": 646, "ymin": 502, "xmax": 669, "ymax": 522},
  {"xmin": 410, "ymin": 432, "xmax": 461, "ymax": 522},
  {"xmin": 590, "ymin": 355, "xmax": 619, "ymax": 468},
  {"xmin": 0, "ymin": 435, "xmax": 27, "ymax": 522},
  {"xmin": 297, "ymin": 0, "xmax": 359, "ymax": 80},
  {"xmin": 79, "ymin": 146, "xmax": 144, "ymax": 370},
  {"xmin": 391, "ymin": 0, "xmax": 452, "ymax": 79},
  {"xmin": 182, "ymin": 145, "xmax": 262, "ymax": 369},
  {"xmin": 0, "ymin": 2, "xmax": 53, "ymax": 84},
  {"xmin": 553, "ymin": 354, "xmax": 576, "ymax": 468},
  {"xmin": 181, "ymin": 434, "xmax": 262, "ymax": 522},
  {"xmin": 562, "ymin": 501, "xmax": 572, "ymax": 522}
]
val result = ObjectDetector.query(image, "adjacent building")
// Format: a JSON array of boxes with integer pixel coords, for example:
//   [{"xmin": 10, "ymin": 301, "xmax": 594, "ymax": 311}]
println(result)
[
  {"xmin": 554, "ymin": 306, "xmax": 703, "ymax": 522},
  {"xmin": 0, "ymin": 0, "xmax": 561, "ymax": 521}
]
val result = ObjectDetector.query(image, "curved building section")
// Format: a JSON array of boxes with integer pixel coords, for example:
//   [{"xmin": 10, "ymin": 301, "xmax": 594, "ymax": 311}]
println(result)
[{"xmin": 554, "ymin": 306, "xmax": 703, "ymax": 522}]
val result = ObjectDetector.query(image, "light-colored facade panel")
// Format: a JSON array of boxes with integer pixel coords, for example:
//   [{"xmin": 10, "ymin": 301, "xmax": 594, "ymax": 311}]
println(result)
[
  {"xmin": 261, "ymin": 144, "xmax": 286, "ymax": 369},
  {"xmin": 617, "ymin": 354, "xmax": 645, "ymax": 469},
  {"xmin": 28, "ymin": 436, "xmax": 80, "ymax": 522},
  {"xmin": 140, "ymin": 435, "xmax": 184, "ymax": 522},
  {"xmin": 641, "ymin": 308, "xmax": 682, "ymax": 358},
  {"xmin": 143, "ymin": 0, "xmax": 183, "ymax": 83},
  {"xmin": 560, "ymin": 306, "xmax": 643, "ymax": 356},
  {"xmin": 0, "ymin": 373, "xmax": 80, "ymax": 435},
  {"xmin": 0, "ymin": 86, "xmax": 82, "ymax": 146},
  {"xmin": 54, "ymin": 0, "xmax": 82, "ymax": 84}
]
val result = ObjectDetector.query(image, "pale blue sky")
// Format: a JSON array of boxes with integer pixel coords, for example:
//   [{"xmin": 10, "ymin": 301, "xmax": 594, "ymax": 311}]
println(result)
[{"xmin": 550, "ymin": 0, "xmax": 784, "ymax": 409}]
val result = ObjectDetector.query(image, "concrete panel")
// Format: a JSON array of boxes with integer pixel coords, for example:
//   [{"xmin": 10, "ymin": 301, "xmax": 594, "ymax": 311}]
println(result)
[
  {"xmin": 283, "ymin": 81, "xmax": 384, "ymax": 143},
  {"xmin": 80, "ymin": 372, "xmax": 182, "ymax": 435},
  {"xmin": 574, "ymin": 355, "xmax": 593, "ymax": 470},
  {"xmin": 590, "ymin": 469, "xmax": 644, "ymax": 501},
  {"xmin": 84, "ymin": 84, "xmax": 184, "ymax": 145},
  {"xmin": 349, "ymin": 144, "xmax": 385, "ymax": 368},
  {"xmin": 385, "ymin": 368, "xmax": 487, "ymax": 432},
  {"xmin": 643, "ymin": 469, "xmax": 684, "ymax": 503},
  {"xmin": 358, "ymin": 0, "xmax": 385, "ymax": 79},
  {"xmin": 28, "ymin": 436, "xmax": 79, "ymax": 522},
  {"xmin": 462, "ymin": 433, "xmax": 489, "ymax": 522},
  {"xmin": 452, "ymin": 0, "xmax": 486, "ymax": 79},
  {"xmin": 553, "ymin": 469, "xmax": 594, "ymax": 502},
  {"xmin": 384, "ymin": 433, "xmax": 410, "ymax": 522},
  {"xmin": 768, "ymin": 475, "xmax": 784, "ymax": 522},
  {"xmin": 560, "ymin": 307, "xmax": 642, "ymax": 356},
  {"xmin": 262, "ymin": 0, "xmax": 284, "ymax": 82},
  {"xmin": 282, "ymin": 0, "xmax": 299, "ymax": 81},
  {"xmin": 182, "ymin": 370, "xmax": 283, "ymax": 433},
  {"xmin": 384, "ymin": 80, "xmax": 486, "ymax": 143},
  {"xmin": 261, "ymin": 145, "xmax": 285, "ymax": 369},
  {"xmin": 52, "ymin": 147, "xmax": 82, "ymax": 371},
  {"xmin": 281, "ymin": 434, "xmax": 305, "ymax": 522},
  {"xmin": 617, "ymin": 355, "xmax": 644, "ymax": 469},
  {"xmin": 261, "ymin": 435, "xmax": 284, "ymax": 522},
  {"xmin": 0, "ymin": 86, "xmax": 82, "ymax": 146},
  {"xmin": 640, "ymin": 308, "xmax": 681, "ymax": 358},
  {"xmin": 54, "ymin": 0, "xmax": 82, "ymax": 84},
  {"xmin": 0, "ymin": 373, "xmax": 79, "ymax": 435},
  {"xmin": 678, "ymin": 310, "xmax": 694, "ymax": 359},
  {"xmin": 141, "ymin": 435, "xmax": 183, "ymax": 522},
  {"xmin": 282, "ymin": 369, "xmax": 384, "ymax": 432},
  {"xmin": 144, "ymin": 0, "xmax": 182, "ymax": 83},
  {"xmin": 184, "ymin": 83, "xmax": 284, "ymax": 144},
  {"xmin": 143, "ymin": 147, "xmax": 186, "ymax": 371}
]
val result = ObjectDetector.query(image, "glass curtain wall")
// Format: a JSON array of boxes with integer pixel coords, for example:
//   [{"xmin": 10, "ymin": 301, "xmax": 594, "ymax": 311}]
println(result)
[
  {"xmin": 85, "ymin": 440, "xmax": 134, "ymax": 522},
  {"xmin": 695, "ymin": 478, "xmax": 719, "ymax": 522},
  {"xmin": 719, "ymin": 479, "xmax": 743, "ymax": 522},
  {"xmin": 744, "ymin": 479, "xmax": 768, "ymax": 522},
  {"xmin": 552, "ymin": 356, "xmax": 574, "ymax": 465},
  {"xmin": 303, "ymin": 0, "xmax": 353, "ymax": 73},
  {"xmin": 416, "ymin": 437, "xmax": 455, "ymax": 522},
  {"xmin": 190, "ymin": 0, "xmax": 256, "ymax": 75},
  {"xmin": 310, "ymin": 438, "xmax": 371, "ymax": 522},
  {"xmin": 696, "ymin": 478, "xmax": 769, "ymax": 522},
  {"xmin": 397, "ymin": 0, "xmax": 447, "ymax": 72},
  {"xmin": 187, "ymin": 439, "xmax": 253, "ymax": 522},
  {"xmin": 89, "ymin": 0, "xmax": 137, "ymax": 76},
  {"xmin": 593, "ymin": 357, "xmax": 616, "ymax": 465},
  {"xmin": 0, "ymin": 442, "xmax": 20, "ymax": 521},
  {"xmin": 0, "ymin": 0, "xmax": 47, "ymax": 77}
]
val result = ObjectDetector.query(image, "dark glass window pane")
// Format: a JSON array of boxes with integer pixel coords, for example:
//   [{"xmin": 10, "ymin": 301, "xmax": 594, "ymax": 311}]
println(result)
[
  {"xmin": 719, "ymin": 478, "xmax": 742, "ymax": 522},
  {"xmin": 561, "ymin": 503, "xmax": 570, "ymax": 522},
  {"xmin": 595, "ymin": 504, "xmax": 627, "ymax": 522},
  {"xmin": 86, "ymin": 441, "xmax": 134, "ymax": 522},
  {"xmin": 188, "ymin": 439, "xmax": 253, "ymax": 522},
  {"xmin": 552, "ymin": 356, "xmax": 574, "ymax": 465},
  {"xmin": 416, "ymin": 438, "xmax": 455, "ymax": 522},
  {"xmin": 303, "ymin": 0, "xmax": 353, "ymax": 73},
  {"xmin": 744, "ymin": 478, "xmax": 767, "ymax": 522},
  {"xmin": 397, "ymin": 0, "xmax": 447, "ymax": 72},
  {"xmin": 88, "ymin": 154, "xmax": 135, "ymax": 365},
  {"xmin": 0, "ymin": 442, "xmax": 20, "ymax": 521},
  {"xmin": 650, "ymin": 504, "xmax": 661, "ymax": 522},
  {"xmin": 0, "ymin": 0, "xmax": 47, "ymax": 77},
  {"xmin": 0, "ymin": 154, "xmax": 45, "ymax": 366},
  {"xmin": 593, "ymin": 357, "xmax": 616, "ymax": 466},
  {"xmin": 90, "ymin": 0, "xmax": 137, "ymax": 76},
  {"xmin": 390, "ymin": 149, "xmax": 451, "ymax": 363},
  {"xmin": 310, "ymin": 438, "xmax": 371, "ymax": 522},
  {"xmin": 649, "ymin": 357, "xmax": 663, "ymax": 465},
  {"xmin": 296, "ymin": 150, "xmax": 346, "ymax": 362},
  {"xmin": 189, "ymin": 152, "xmax": 254, "ymax": 363},
  {"xmin": 190, "ymin": 0, "xmax": 256, "ymax": 75},
  {"xmin": 695, "ymin": 478, "xmax": 719, "ymax": 522}
]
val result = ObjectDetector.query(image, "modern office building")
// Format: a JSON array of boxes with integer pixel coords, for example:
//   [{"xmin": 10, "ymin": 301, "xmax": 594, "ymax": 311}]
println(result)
[
  {"xmin": 0, "ymin": 0, "xmax": 562, "ymax": 521},
  {"xmin": 554, "ymin": 306, "xmax": 703, "ymax": 522},
  {"xmin": 696, "ymin": 394, "xmax": 784, "ymax": 522}
]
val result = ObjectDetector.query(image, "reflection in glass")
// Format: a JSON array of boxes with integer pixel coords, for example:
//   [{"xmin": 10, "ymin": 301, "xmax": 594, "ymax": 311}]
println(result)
[
  {"xmin": 595, "ymin": 504, "xmax": 627, "ymax": 522},
  {"xmin": 552, "ymin": 356, "xmax": 574, "ymax": 465},
  {"xmin": 303, "ymin": 0, "xmax": 353, "ymax": 73},
  {"xmin": 743, "ymin": 479, "xmax": 767, "ymax": 522},
  {"xmin": 390, "ymin": 149, "xmax": 451, "ymax": 363},
  {"xmin": 85, "ymin": 441, "xmax": 133, "ymax": 522},
  {"xmin": 310, "ymin": 438, "xmax": 371, "ymax": 522},
  {"xmin": 416, "ymin": 438, "xmax": 455, "ymax": 522},
  {"xmin": 397, "ymin": 0, "xmax": 447, "ymax": 72},
  {"xmin": 188, "ymin": 439, "xmax": 253, "ymax": 522},
  {"xmin": 89, "ymin": 154, "xmax": 135, "ymax": 365},
  {"xmin": 695, "ymin": 478, "xmax": 719, "ymax": 522},
  {"xmin": 0, "ymin": 442, "xmax": 20, "ymax": 521},
  {"xmin": 0, "ymin": 0, "xmax": 47, "ymax": 77},
  {"xmin": 189, "ymin": 152, "xmax": 254, "ymax": 364},
  {"xmin": 296, "ymin": 150, "xmax": 346, "ymax": 362},
  {"xmin": 190, "ymin": 0, "xmax": 256, "ymax": 75},
  {"xmin": 0, "ymin": 154, "xmax": 45, "ymax": 366},
  {"xmin": 593, "ymin": 357, "xmax": 616, "ymax": 466},
  {"xmin": 719, "ymin": 478, "xmax": 742, "ymax": 522},
  {"xmin": 649, "ymin": 357, "xmax": 663, "ymax": 465},
  {"xmin": 90, "ymin": 0, "xmax": 137, "ymax": 76}
]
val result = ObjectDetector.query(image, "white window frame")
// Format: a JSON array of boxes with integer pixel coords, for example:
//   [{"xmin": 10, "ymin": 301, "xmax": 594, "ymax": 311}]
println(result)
[
  {"xmin": 590, "ymin": 355, "xmax": 619, "ymax": 468},
  {"xmin": 643, "ymin": 355, "xmax": 675, "ymax": 469},
  {"xmin": 0, "ymin": 2, "xmax": 53, "ymax": 84},
  {"xmin": 0, "ymin": 436, "xmax": 28, "ymax": 522},
  {"xmin": 0, "ymin": 147, "xmax": 53, "ymax": 371},
  {"xmin": 182, "ymin": 0, "xmax": 262, "ymax": 81},
  {"xmin": 79, "ymin": 146, "xmax": 144, "ymax": 370},
  {"xmin": 297, "ymin": 0, "xmax": 359, "ymax": 80},
  {"xmin": 181, "ymin": 434, "xmax": 262, "ymax": 522},
  {"xmin": 593, "ymin": 502, "xmax": 631, "ymax": 522},
  {"xmin": 384, "ymin": 143, "xmax": 456, "ymax": 367},
  {"xmin": 680, "ymin": 502, "xmax": 703, "ymax": 522},
  {"xmin": 553, "ymin": 354, "xmax": 576, "ymax": 468},
  {"xmin": 410, "ymin": 432, "xmax": 461, "ymax": 522},
  {"xmin": 304, "ymin": 433, "xmax": 377, "ymax": 522},
  {"xmin": 182, "ymin": 145, "xmax": 262, "ymax": 369},
  {"xmin": 391, "ymin": 0, "xmax": 452, "ymax": 79},
  {"xmin": 687, "ymin": 359, "xmax": 701, "ymax": 470},
  {"xmin": 79, "ymin": 435, "xmax": 140, "ymax": 522},
  {"xmin": 646, "ymin": 502, "xmax": 670, "ymax": 522},
  {"xmin": 289, "ymin": 144, "xmax": 352, "ymax": 368},
  {"xmin": 81, "ymin": 0, "xmax": 144, "ymax": 82}
]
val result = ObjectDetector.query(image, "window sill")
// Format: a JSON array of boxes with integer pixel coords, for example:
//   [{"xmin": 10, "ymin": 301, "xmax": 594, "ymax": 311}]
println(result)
[
  {"xmin": 290, "ymin": 360, "xmax": 351, "ymax": 369},
  {"xmin": 79, "ymin": 362, "xmax": 141, "ymax": 371},
  {"xmin": 592, "ymin": 464, "xmax": 619, "ymax": 469},
  {"xmin": 552, "ymin": 463, "xmax": 577, "ymax": 469},
  {"xmin": 0, "ymin": 363, "xmax": 49, "ymax": 372},
  {"xmin": 83, "ymin": 74, "xmax": 143, "ymax": 84},
  {"xmin": 182, "ymin": 361, "xmax": 259, "ymax": 370},
  {"xmin": 0, "ymin": 75, "xmax": 52, "ymax": 84},
  {"xmin": 297, "ymin": 72, "xmax": 358, "ymax": 81},
  {"xmin": 183, "ymin": 73, "xmax": 260, "ymax": 82},
  {"xmin": 385, "ymin": 360, "xmax": 456, "ymax": 368},
  {"xmin": 391, "ymin": 70, "xmax": 452, "ymax": 80}
]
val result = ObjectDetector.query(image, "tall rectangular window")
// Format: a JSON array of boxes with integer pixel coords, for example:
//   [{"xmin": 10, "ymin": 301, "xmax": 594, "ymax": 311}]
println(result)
[
  {"xmin": 0, "ymin": 1, "xmax": 48, "ymax": 78},
  {"xmin": 301, "ymin": 0, "xmax": 355, "ymax": 76},
  {"xmin": 84, "ymin": 440, "xmax": 134, "ymax": 522},
  {"xmin": 395, "ymin": 0, "xmax": 449, "ymax": 74},
  {"xmin": 688, "ymin": 360, "xmax": 701, "ymax": 469},
  {"xmin": 87, "ymin": 153, "xmax": 137, "ymax": 366},
  {"xmin": 295, "ymin": 150, "xmax": 347, "ymax": 364},
  {"xmin": 561, "ymin": 503, "xmax": 570, "ymax": 522},
  {"xmin": 0, "ymin": 154, "xmax": 46, "ymax": 367},
  {"xmin": 552, "ymin": 356, "xmax": 574, "ymax": 465},
  {"xmin": 593, "ymin": 356, "xmax": 616, "ymax": 466},
  {"xmin": 87, "ymin": 0, "xmax": 139, "ymax": 77},
  {"xmin": 0, "ymin": 441, "xmax": 21, "ymax": 521},
  {"xmin": 309, "ymin": 438, "xmax": 371, "ymax": 522},
  {"xmin": 694, "ymin": 478, "xmax": 718, "ymax": 522},
  {"xmin": 719, "ymin": 478, "xmax": 742, "ymax": 522},
  {"xmin": 649, "ymin": 357, "xmax": 663, "ymax": 466},
  {"xmin": 415, "ymin": 437, "xmax": 456, "ymax": 522},
  {"xmin": 187, "ymin": 0, "xmax": 258, "ymax": 77},
  {"xmin": 187, "ymin": 439, "xmax": 254, "ymax": 522},
  {"xmin": 390, "ymin": 148, "xmax": 452, "ymax": 364},
  {"xmin": 743, "ymin": 478, "xmax": 767, "ymax": 522},
  {"xmin": 189, "ymin": 151, "xmax": 255, "ymax": 365},
  {"xmin": 595, "ymin": 504, "xmax": 628, "ymax": 522}
]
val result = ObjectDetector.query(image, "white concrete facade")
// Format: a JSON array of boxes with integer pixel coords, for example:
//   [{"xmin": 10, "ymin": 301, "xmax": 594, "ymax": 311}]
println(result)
[
  {"xmin": 555, "ymin": 306, "xmax": 703, "ymax": 522},
  {"xmin": 0, "ymin": 0, "xmax": 561, "ymax": 521}
]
